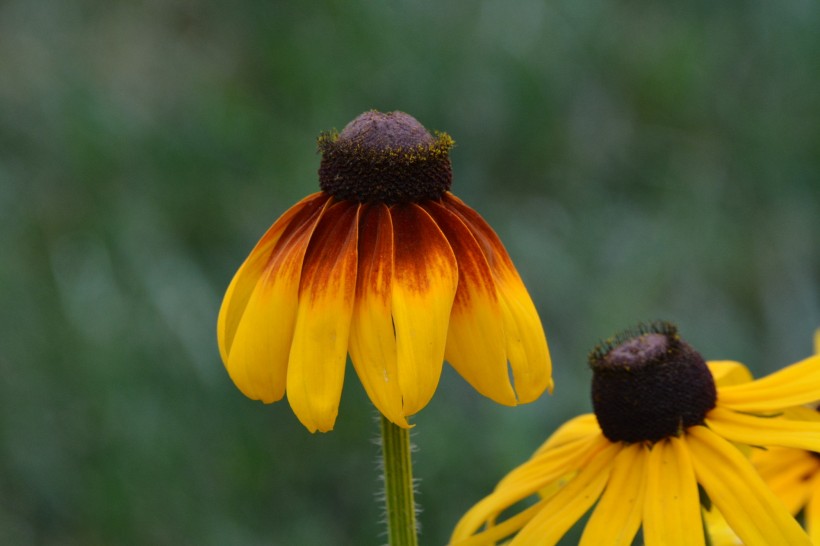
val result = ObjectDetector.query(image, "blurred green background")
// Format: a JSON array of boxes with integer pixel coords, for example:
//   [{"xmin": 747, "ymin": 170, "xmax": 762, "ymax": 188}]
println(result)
[{"xmin": 1, "ymin": 0, "xmax": 818, "ymax": 544}]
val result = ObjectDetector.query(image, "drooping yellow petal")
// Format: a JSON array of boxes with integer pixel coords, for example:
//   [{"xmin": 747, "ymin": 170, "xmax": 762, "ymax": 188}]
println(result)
[
  {"xmin": 643, "ymin": 436, "xmax": 704, "ymax": 546},
  {"xmin": 218, "ymin": 192, "xmax": 329, "ymax": 362},
  {"xmin": 717, "ymin": 355, "xmax": 820, "ymax": 411},
  {"xmin": 389, "ymin": 203, "xmax": 458, "ymax": 415},
  {"xmin": 706, "ymin": 406, "xmax": 820, "ymax": 452},
  {"xmin": 580, "ymin": 443, "xmax": 647, "ymax": 546},
  {"xmin": 508, "ymin": 440, "xmax": 621, "ymax": 546},
  {"xmin": 423, "ymin": 200, "xmax": 516, "ymax": 405},
  {"xmin": 219, "ymin": 193, "xmax": 331, "ymax": 402},
  {"xmin": 451, "ymin": 432, "xmax": 609, "ymax": 542},
  {"xmin": 347, "ymin": 204, "xmax": 408, "ymax": 428},
  {"xmin": 286, "ymin": 201, "xmax": 359, "ymax": 432},
  {"xmin": 687, "ymin": 426, "xmax": 811, "ymax": 546},
  {"xmin": 443, "ymin": 193, "xmax": 551, "ymax": 402},
  {"xmin": 707, "ymin": 361, "xmax": 754, "ymax": 388}
]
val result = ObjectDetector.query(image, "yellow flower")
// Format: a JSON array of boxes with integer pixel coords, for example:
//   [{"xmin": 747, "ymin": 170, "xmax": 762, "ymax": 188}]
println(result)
[
  {"xmin": 750, "ymin": 329, "xmax": 820, "ymax": 543},
  {"xmin": 217, "ymin": 111, "xmax": 552, "ymax": 432},
  {"xmin": 450, "ymin": 322, "xmax": 820, "ymax": 546}
]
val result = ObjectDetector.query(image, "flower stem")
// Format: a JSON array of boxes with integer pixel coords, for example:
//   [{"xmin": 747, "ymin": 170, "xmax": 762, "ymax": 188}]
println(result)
[{"xmin": 380, "ymin": 414, "xmax": 419, "ymax": 546}]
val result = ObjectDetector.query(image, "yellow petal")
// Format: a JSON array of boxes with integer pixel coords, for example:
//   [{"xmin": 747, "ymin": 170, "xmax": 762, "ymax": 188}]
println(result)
[
  {"xmin": 498, "ymin": 429, "xmax": 605, "ymax": 491},
  {"xmin": 219, "ymin": 193, "xmax": 330, "ymax": 402},
  {"xmin": 580, "ymin": 443, "xmax": 647, "ymax": 546},
  {"xmin": 702, "ymin": 505, "xmax": 744, "ymax": 546},
  {"xmin": 218, "ymin": 192, "xmax": 329, "ymax": 365},
  {"xmin": 533, "ymin": 414, "xmax": 601, "ymax": 456},
  {"xmin": 706, "ymin": 406, "xmax": 820, "ymax": 452},
  {"xmin": 347, "ymin": 204, "xmax": 409, "ymax": 427},
  {"xmin": 687, "ymin": 426, "xmax": 812, "ymax": 546},
  {"xmin": 449, "ymin": 500, "xmax": 546, "ymax": 546},
  {"xmin": 508, "ymin": 440, "xmax": 621, "ymax": 546},
  {"xmin": 286, "ymin": 201, "xmax": 359, "ymax": 432},
  {"xmin": 643, "ymin": 436, "xmax": 704, "ymax": 546},
  {"xmin": 451, "ymin": 432, "xmax": 609, "ymax": 542},
  {"xmin": 717, "ymin": 355, "xmax": 820, "ymax": 411},
  {"xmin": 707, "ymin": 360, "xmax": 754, "ymax": 387},
  {"xmin": 443, "ymin": 193, "xmax": 551, "ymax": 402},
  {"xmin": 781, "ymin": 405, "xmax": 820, "ymax": 422},
  {"xmin": 423, "ymin": 200, "xmax": 516, "ymax": 405},
  {"xmin": 389, "ymin": 203, "xmax": 458, "ymax": 415}
]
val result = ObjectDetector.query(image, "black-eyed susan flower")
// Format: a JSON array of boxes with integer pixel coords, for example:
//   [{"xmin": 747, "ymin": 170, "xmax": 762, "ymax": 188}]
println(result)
[
  {"xmin": 749, "ymin": 330, "xmax": 820, "ymax": 543},
  {"xmin": 217, "ymin": 110, "xmax": 552, "ymax": 433},
  {"xmin": 450, "ymin": 322, "xmax": 820, "ymax": 546}
]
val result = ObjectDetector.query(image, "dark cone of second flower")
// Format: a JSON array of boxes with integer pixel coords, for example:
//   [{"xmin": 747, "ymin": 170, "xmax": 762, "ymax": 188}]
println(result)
[{"xmin": 589, "ymin": 321, "xmax": 717, "ymax": 443}]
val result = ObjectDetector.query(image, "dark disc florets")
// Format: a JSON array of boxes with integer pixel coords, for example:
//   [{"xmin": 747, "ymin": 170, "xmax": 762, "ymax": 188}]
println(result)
[
  {"xmin": 589, "ymin": 321, "xmax": 717, "ymax": 443},
  {"xmin": 318, "ymin": 110, "xmax": 454, "ymax": 204}
]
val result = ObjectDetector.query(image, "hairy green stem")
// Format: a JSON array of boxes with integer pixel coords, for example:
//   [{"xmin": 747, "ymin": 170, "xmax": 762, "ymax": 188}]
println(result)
[{"xmin": 380, "ymin": 414, "xmax": 419, "ymax": 546}]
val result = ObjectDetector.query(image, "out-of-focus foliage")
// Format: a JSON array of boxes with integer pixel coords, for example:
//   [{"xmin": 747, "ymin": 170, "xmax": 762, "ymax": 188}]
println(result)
[{"xmin": 1, "ymin": 0, "xmax": 817, "ymax": 544}]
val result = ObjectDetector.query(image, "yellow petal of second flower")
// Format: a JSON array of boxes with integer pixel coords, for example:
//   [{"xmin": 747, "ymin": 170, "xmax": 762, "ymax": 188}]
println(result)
[
  {"xmin": 533, "ymin": 414, "xmax": 601, "ymax": 456},
  {"xmin": 706, "ymin": 406, "xmax": 820, "ymax": 452},
  {"xmin": 707, "ymin": 361, "xmax": 754, "ymax": 388},
  {"xmin": 509, "ymin": 440, "xmax": 621, "ymax": 546},
  {"xmin": 643, "ymin": 436, "xmax": 704, "ymax": 546},
  {"xmin": 718, "ymin": 355, "xmax": 820, "ymax": 412},
  {"xmin": 688, "ymin": 426, "xmax": 811, "ymax": 546},
  {"xmin": 450, "ymin": 433, "xmax": 608, "ymax": 543},
  {"xmin": 580, "ymin": 443, "xmax": 647, "ymax": 546}
]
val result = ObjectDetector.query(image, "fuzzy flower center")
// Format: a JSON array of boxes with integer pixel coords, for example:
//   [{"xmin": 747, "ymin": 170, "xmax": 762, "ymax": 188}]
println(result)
[
  {"xmin": 318, "ymin": 110, "xmax": 454, "ymax": 204},
  {"xmin": 589, "ymin": 322, "xmax": 717, "ymax": 443}
]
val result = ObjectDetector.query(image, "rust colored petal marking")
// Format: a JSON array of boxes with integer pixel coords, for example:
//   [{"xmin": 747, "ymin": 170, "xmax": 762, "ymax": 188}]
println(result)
[
  {"xmin": 220, "ymin": 192, "xmax": 331, "ymax": 359},
  {"xmin": 297, "ymin": 200, "xmax": 360, "ymax": 304},
  {"xmin": 422, "ymin": 200, "xmax": 499, "ymax": 309},
  {"xmin": 390, "ymin": 203, "xmax": 457, "ymax": 294},
  {"xmin": 441, "ymin": 192, "xmax": 552, "ymax": 401},
  {"xmin": 286, "ymin": 200, "xmax": 360, "ymax": 432},
  {"xmin": 389, "ymin": 202, "xmax": 458, "ymax": 415},
  {"xmin": 442, "ymin": 192, "xmax": 518, "ymax": 276},
  {"xmin": 423, "ymin": 200, "xmax": 516, "ymax": 405},
  {"xmin": 348, "ymin": 203, "xmax": 409, "ymax": 426},
  {"xmin": 355, "ymin": 203, "xmax": 393, "ymax": 303}
]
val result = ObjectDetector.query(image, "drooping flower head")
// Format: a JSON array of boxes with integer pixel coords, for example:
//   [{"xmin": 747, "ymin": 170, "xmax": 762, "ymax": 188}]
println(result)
[
  {"xmin": 218, "ymin": 110, "xmax": 552, "ymax": 432},
  {"xmin": 451, "ymin": 321, "xmax": 820, "ymax": 546}
]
